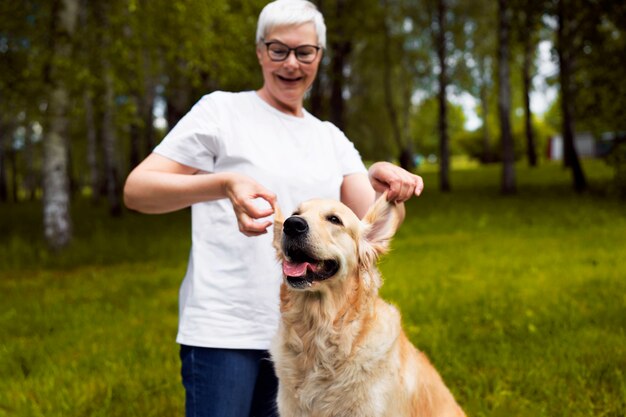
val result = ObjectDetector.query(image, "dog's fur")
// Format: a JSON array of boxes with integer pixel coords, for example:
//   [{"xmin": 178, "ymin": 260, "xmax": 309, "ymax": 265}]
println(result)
[{"xmin": 271, "ymin": 195, "xmax": 466, "ymax": 417}]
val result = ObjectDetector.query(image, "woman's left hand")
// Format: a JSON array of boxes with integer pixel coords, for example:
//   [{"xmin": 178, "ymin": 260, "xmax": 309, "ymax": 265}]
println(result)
[{"xmin": 368, "ymin": 161, "xmax": 424, "ymax": 203}]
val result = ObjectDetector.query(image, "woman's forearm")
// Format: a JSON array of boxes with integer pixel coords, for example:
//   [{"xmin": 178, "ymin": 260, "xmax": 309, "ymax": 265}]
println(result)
[{"xmin": 123, "ymin": 169, "xmax": 233, "ymax": 214}]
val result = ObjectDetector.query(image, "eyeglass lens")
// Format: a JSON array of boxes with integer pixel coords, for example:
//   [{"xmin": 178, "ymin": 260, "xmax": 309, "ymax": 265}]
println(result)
[{"xmin": 267, "ymin": 43, "xmax": 318, "ymax": 63}]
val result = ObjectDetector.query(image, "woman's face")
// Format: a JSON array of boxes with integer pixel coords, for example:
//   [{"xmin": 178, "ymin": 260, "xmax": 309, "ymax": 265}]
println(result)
[{"xmin": 256, "ymin": 22, "xmax": 322, "ymax": 116}]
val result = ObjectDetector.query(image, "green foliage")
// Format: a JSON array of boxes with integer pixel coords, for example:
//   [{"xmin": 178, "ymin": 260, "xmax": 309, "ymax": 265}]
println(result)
[
  {"xmin": 458, "ymin": 115, "xmax": 555, "ymax": 163},
  {"xmin": 1, "ymin": 161, "xmax": 625, "ymax": 416},
  {"xmin": 410, "ymin": 96, "xmax": 467, "ymax": 156},
  {"xmin": 3, "ymin": 0, "xmax": 626, "ymax": 202}
]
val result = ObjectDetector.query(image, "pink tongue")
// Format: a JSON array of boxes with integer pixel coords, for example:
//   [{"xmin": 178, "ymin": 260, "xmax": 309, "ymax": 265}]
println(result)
[{"xmin": 283, "ymin": 261, "xmax": 316, "ymax": 277}]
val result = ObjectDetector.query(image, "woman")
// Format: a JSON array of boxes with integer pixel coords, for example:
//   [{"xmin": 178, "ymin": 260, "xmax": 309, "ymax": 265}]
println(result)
[{"xmin": 123, "ymin": 1, "xmax": 423, "ymax": 416}]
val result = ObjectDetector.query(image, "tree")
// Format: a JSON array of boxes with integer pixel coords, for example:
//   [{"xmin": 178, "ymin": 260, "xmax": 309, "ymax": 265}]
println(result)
[
  {"xmin": 435, "ymin": 0, "xmax": 450, "ymax": 190},
  {"xmin": 514, "ymin": 0, "xmax": 541, "ymax": 167},
  {"xmin": 455, "ymin": 0, "xmax": 497, "ymax": 164},
  {"xmin": 555, "ymin": 0, "xmax": 587, "ymax": 192},
  {"xmin": 380, "ymin": 0, "xmax": 416, "ymax": 171},
  {"xmin": 498, "ymin": 0, "xmax": 516, "ymax": 194},
  {"xmin": 42, "ymin": 0, "xmax": 79, "ymax": 249},
  {"xmin": 327, "ymin": 0, "xmax": 351, "ymax": 131}
]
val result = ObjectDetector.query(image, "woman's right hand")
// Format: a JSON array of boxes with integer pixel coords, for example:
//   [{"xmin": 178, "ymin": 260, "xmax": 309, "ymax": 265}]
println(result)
[{"xmin": 223, "ymin": 173, "xmax": 277, "ymax": 237}]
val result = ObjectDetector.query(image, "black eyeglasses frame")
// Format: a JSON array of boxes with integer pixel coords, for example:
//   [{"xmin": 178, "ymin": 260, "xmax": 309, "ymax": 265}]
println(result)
[{"xmin": 263, "ymin": 41, "xmax": 321, "ymax": 64}]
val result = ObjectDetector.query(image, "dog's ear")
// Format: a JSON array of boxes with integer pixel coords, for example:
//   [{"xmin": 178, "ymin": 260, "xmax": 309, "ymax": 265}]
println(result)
[
  {"xmin": 359, "ymin": 193, "xmax": 400, "ymax": 269},
  {"xmin": 272, "ymin": 201, "xmax": 284, "ymax": 254}
]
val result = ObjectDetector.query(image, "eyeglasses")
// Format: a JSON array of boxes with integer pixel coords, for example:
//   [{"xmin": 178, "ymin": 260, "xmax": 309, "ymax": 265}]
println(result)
[{"xmin": 264, "ymin": 41, "xmax": 321, "ymax": 64}]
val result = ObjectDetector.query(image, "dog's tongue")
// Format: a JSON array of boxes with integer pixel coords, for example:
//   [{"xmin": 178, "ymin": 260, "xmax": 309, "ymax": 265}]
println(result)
[{"xmin": 282, "ymin": 260, "xmax": 317, "ymax": 277}]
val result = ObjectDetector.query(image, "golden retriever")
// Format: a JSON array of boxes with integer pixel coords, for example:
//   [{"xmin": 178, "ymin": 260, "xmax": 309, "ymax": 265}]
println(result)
[{"xmin": 271, "ymin": 195, "xmax": 466, "ymax": 417}]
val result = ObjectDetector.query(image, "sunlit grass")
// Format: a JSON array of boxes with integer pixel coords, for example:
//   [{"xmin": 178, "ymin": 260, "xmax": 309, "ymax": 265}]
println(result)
[{"xmin": 1, "ymin": 160, "xmax": 625, "ymax": 416}]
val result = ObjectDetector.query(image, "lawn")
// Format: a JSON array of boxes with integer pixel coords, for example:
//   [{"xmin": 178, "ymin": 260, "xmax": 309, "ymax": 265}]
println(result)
[{"xmin": 1, "ymin": 160, "xmax": 625, "ymax": 416}]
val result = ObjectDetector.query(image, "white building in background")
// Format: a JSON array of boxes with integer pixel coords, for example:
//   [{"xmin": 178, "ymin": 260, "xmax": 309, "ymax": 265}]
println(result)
[{"xmin": 547, "ymin": 132, "xmax": 597, "ymax": 160}]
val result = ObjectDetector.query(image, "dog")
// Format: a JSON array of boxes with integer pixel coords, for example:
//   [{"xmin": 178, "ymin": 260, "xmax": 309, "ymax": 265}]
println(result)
[{"xmin": 271, "ymin": 195, "xmax": 466, "ymax": 417}]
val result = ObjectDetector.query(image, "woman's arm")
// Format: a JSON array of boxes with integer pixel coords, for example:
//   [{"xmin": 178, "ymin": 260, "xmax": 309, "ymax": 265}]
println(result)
[{"xmin": 123, "ymin": 153, "xmax": 276, "ymax": 236}]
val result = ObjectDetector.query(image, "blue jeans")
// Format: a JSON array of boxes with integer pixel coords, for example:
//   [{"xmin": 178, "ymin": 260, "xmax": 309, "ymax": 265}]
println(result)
[{"xmin": 179, "ymin": 345, "xmax": 279, "ymax": 417}]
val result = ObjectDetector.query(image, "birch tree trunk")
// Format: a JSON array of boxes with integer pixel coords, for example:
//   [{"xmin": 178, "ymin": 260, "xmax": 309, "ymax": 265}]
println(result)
[
  {"xmin": 522, "ymin": 2, "xmax": 538, "ymax": 167},
  {"xmin": 42, "ymin": 0, "xmax": 78, "ymax": 249},
  {"xmin": 523, "ymin": 44, "xmax": 537, "ymax": 167},
  {"xmin": 498, "ymin": 0, "xmax": 516, "ymax": 194}
]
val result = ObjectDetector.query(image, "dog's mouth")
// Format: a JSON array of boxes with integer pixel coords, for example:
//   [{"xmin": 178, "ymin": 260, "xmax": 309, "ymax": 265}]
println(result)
[{"xmin": 282, "ymin": 247, "xmax": 339, "ymax": 289}]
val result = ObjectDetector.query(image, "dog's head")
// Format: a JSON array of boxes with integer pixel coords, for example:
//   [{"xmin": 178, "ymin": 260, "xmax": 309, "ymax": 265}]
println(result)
[{"xmin": 273, "ymin": 194, "xmax": 400, "ymax": 292}]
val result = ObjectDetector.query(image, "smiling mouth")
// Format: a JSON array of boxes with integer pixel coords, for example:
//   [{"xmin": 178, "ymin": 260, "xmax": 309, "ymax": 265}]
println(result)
[
  {"xmin": 282, "ymin": 247, "xmax": 339, "ymax": 289},
  {"xmin": 277, "ymin": 74, "xmax": 303, "ymax": 82}
]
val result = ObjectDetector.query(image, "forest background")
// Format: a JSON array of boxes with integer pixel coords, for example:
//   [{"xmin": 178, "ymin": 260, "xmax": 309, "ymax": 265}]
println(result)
[
  {"xmin": 0, "ymin": 0, "xmax": 625, "ymax": 415},
  {"xmin": 1, "ymin": 0, "xmax": 624, "ymax": 246}
]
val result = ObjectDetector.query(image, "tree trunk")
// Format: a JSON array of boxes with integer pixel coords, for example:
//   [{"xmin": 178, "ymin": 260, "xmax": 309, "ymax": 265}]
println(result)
[
  {"xmin": 309, "ymin": 72, "xmax": 325, "ymax": 119},
  {"xmin": 129, "ymin": 96, "xmax": 142, "ymax": 170},
  {"xmin": 84, "ymin": 90, "xmax": 100, "ymax": 203},
  {"xmin": 140, "ymin": 51, "xmax": 157, "ymax": 154},
  {"xmin": 329, "ymin": 41, "xmax": 350, "ymax": 131},
  {"xmin": 42, "ymin": 0, "xmax": 78, "ymax": 250},
  {"xmin": 557, "ymin": 0, "xmax": 587, "ymax": 192},
  {"xmin": 101, "ymin": 64, "xmax": 122, "ymax": 216},
  {"xmin": 166, "ymin": 62, "xmax": 192, "ymax": 131},
  {"xmin": 523, "ymin": 48, "xmax": 537, "ymax": 167},
  {"xmin": 380, "ymin": 0, "xmax": 416, "ymax": 171},
  {"xmin": 480, "ymin": 81, "xmax": 492, "ymax": 163},
  {"xmin": 129, "ymin": 25, "xmax": 157, "ymax": 167},
  {"xmin": 0, "ymin": 132, "xmax": 7, "ymax": 202},
  {"xmin": 329, "ymin": 0, "xmax": 350, "ymax": 131},
  {"xmin": 23, "ymin": 124, "xmax": 37, "ymax": 200},
  {"xmin": 498, "ymin": 0, "xmax": 516, "ymax": 194},
  {"xmin": 8, "ymin": 146, "xmax": 18, "ymax": 202},
  {"xmin": 309, "ymin": 0, "xmax": 325, "ymax": 118},
  {"xmin": 437, "ymin": 0, "xmax": 450, "ymax": 190},
  {"xmin": 97, "ymin": 2, "xmax": 122, "ymax": 216},
  {"xmin": 522, "ymin": 4, "xmax": 538, "ymax": 167}
]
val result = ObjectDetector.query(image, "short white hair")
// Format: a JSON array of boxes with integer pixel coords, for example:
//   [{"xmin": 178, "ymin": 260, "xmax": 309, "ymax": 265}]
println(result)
[{"xmin": 256, "ymin": 0, "xmax": 326, "ymax": 48}]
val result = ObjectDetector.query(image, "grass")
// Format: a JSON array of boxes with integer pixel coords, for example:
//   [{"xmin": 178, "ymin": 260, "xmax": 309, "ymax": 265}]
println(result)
[{"xmin": 1, "ymin": 160, "xmax": 625, "ymax": 416}]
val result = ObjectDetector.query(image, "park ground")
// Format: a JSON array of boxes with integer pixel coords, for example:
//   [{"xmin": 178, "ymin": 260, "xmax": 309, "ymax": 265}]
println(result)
[{"xmin": 1, "ymin": 160, "xmax": 625, "ymax": 416}]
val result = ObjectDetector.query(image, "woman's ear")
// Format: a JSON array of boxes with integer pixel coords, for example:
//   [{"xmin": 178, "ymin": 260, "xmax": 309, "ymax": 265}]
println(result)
[{"xmin": 256, "ymin": 43, "xmax": 264, "ymax": 64}]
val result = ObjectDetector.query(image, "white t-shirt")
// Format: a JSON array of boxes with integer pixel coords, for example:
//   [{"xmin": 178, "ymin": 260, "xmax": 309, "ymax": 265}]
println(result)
[{"xmin": 154, "ymin": 91, "xmax": 367, "ymax": 349}]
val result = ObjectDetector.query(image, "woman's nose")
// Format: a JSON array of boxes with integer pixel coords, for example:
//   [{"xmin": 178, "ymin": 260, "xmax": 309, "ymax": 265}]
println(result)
[{"xmin": 283, "ymin": 51, "xmax": 300, "ymax": 67}]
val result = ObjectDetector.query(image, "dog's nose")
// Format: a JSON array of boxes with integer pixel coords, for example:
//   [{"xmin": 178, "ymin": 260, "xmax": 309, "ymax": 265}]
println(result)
[{"xmin": 283, "ymin": 216, "xmax": 309, "ymax": 237}]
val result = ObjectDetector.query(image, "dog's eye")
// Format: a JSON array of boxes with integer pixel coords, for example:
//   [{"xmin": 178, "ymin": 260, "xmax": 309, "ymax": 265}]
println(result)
[{"xmin": 326, "ymin": 214, "xmax": 343, "ymax": 226}]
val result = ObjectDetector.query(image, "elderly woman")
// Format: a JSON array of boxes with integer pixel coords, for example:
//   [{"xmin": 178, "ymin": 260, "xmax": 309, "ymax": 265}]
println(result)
[{"xmin": 124, "ymin": 0, "xmax": 423, "ymax": 416}]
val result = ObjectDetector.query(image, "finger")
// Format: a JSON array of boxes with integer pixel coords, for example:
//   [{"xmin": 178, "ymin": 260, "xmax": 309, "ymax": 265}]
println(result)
[
  {"xmin": 240, "ymin": 197, "xmax": 274, "ymax": 219},
  {"xmin": 414, "ymin": 174, "xmax": 424, "ymax": 196},
  {"xmin": 248, "ymin": 188, "xmax": 277, "ymax": 218},
  {"xmin": 396, "ymin": 177, "xmax": 412, "ymax": 203},
  {"xmin": 386, "ymin": 173, "xmax": 404, "ymax": 201},
  {"xmin": 254, "ymin": 189, "xmax": 277, "ymax": 210},
  {"xmin": 238, "ymin": 213, "xmax": 272, "ymax": 236}
]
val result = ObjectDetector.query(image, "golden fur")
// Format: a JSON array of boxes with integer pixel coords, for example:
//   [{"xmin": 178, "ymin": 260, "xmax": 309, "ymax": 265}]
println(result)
[{"xmin": 271, "ymin": 196, "xmax": 466, "ymax": 417}]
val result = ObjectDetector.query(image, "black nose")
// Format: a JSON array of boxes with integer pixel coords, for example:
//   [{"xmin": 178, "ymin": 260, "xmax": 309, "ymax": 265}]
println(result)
[{"xmin": 283, "ymin": 216, "xmax": 309, "ymax": 237}]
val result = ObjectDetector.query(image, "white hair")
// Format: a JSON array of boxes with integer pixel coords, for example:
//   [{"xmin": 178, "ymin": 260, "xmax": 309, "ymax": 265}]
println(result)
[{"xmin": 256, "ymin": 0, "xmax": 326, "ymax": 49}]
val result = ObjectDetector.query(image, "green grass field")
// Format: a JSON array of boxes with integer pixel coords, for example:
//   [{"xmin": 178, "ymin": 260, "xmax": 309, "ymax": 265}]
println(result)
[{"xmin": 1, "ymin": 160, "xmax": 625, "ymax": 416}]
